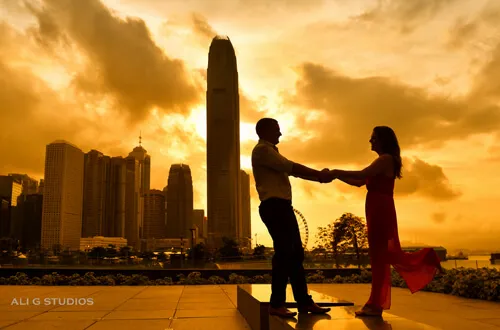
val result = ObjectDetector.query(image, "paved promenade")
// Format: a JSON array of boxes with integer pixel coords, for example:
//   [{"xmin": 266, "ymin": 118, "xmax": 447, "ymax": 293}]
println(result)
[{"xmin": 0, "ymin": 284, "xmax": 498, "ymax": 329}]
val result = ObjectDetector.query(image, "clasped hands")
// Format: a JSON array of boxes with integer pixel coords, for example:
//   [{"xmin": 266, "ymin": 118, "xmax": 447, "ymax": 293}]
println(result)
[{"xmin": 318, "ymin": 168, "xmax": 339, "ymax": 184}]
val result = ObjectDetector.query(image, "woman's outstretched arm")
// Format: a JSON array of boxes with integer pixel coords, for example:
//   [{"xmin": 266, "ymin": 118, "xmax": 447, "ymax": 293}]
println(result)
[
  {"xmin": 332, "ymin": 155, "xmax": 392, "ymax": 180},
  {"xmin": 337, "ymin": 177, "xmax": 365, "ymax": 187}
]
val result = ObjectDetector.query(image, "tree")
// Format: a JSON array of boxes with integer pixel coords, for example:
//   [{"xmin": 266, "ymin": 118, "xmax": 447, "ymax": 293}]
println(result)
[
  {"xmin": 218, "ymin": 237, "xmax": 241, "ymax": 260},
  {"xmin": 52, "ymin": 243, "xmax": 63, "ymax": 255},
  {"xmin": 119, "ymin": 246, "xmax": 132, "ymax": 257},
  {"xmin": 252, "ymin": 244, "xmax": 266, "ymax": 260},
  {"xmin": 314, "ymin": 213, "xmax": 368, "ymax": 267},
  {"xmin": 88, "ymin": 246, "xmax": 107, "ymax": 259},
  {"xmin": 188, "ymin": 243, "xmax": 206, "ymax": 260}
]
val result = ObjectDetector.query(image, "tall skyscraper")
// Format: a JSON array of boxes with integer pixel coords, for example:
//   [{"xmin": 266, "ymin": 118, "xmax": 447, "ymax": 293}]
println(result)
[
  {"xmin": 192, "ymin": 209, "xmax": 205, "ymax": 238},
  {"xmin": 125, "ymin": 156, "xmax": 142, "ymax": 249},
  {"xmin": 0, "ymin": 176, "xmax": 23, "ymax": 207},
  {"xmin": 128, "ymin": 134, "xmax": 151, "ymax": 195},
  {"xmin": 8, "ymin": 174, "xmax": 38, "ymax": 195},
  {"xmin": 82, "ymin": 150, "xmax": 109, "ymax": 237},
  {"xmin": 17, "ymin": 193, "xmax": 43, "ymax": 249},
  {"xmin": 162, "ymin": 185, "xmax": 168, "ymax": 232},
  {"xmin": 41, "ymin": 140, "xmax": 84, "ymax": 251},
  {"xmin": 0, "ymin": 198, "xmax": 10, "ymax": 238},
  {"xmin": 206, "ymin": 35, "xmax": 241, "ymax": 248},
  {"xmin": 0, "ymin": 175, "xmax": 23, "ymax": 238},
  {"xmin": 144, "ymin": 189, "xmax": 166, "ymax": 239},
  {"xmin": 166, "ymin": 164, "xmax": 193, "ymax": 239},
  {"xmin": 240, "ymin": 170, "xmax": 251, "ymax": 248},
  {"xmin": 38, "ymin": 179, "xmax": 44, "ymax": 195},
  {"xmin": 126, "ymin": 134, "xmax": 151, "ymax": 247},
  {"xmin": 105, "ymin": 157, "xmax": 126, "ymax": 237}
]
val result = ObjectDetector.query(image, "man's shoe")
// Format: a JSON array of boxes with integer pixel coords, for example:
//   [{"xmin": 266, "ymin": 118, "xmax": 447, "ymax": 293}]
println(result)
[
  {"xmin": 297, "ymin": 302, "xmax": 331, "ymax": 314},
  {"xmin": 269, "ymin": 306, "xmax": 297, "ymax": 318}
]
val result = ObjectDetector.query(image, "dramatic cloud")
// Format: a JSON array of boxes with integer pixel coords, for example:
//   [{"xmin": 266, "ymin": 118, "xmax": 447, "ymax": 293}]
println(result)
[
  {"xmin": 0, "ymin": 20, "xmax": 133, "ymax": 175},
  {"xmin": 240, "ymin": 93, "xmax": 267, "ymax": 123},
  {"xmin": 330, "ymin": 157, "xmax": 460, "ymax": 202},
  {"xmin": 395, "ymin": 158, "xmax": 461, "ymax": 201},
  {"xmin": 27, "ymin": 0, "xmax": 202, "ymax": 124},
  {"xmin": 446, "ymin": 3, "xmax": 500, "ymax": 50},
  {"xmin": 471, "ymin": 42, "xmax": 500, "ymax": 104},
  {"xmin": 191, "ymin": 13, "xmax": 217, "ymax": 45},
  {"xmin": 280, "ymin": 63, "xmax": 500, "ymax": 167},
  {"xmin": 0, "ymin": 53, "xmax": 128, "ymax": 175},
  {"xmin": 354, "ymin": 0, "xmax": 459, "ymax": 34}
]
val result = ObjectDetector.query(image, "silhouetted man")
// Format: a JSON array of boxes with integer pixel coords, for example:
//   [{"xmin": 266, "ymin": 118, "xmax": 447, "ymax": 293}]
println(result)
[{"xmin": 251, "ymin": 118, "xmax": 332, "ymax": 317}]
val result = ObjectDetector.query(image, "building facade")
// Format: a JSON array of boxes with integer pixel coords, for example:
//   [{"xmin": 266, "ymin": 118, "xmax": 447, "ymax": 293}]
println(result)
[
  {"xmin": 105, "ymin": 156, "xmax": 126, "ymax": 237},
  {"xmin": 206, "ymin": 36, "xmax": 241, "ymax": 248},
  {"xmin": 80, "ymin": 236, "xmax": 127, "ymax": 250},
  {"xmin": 143, "ymin": 189, "xmax": 166, "ymax": 239},
  {"xmin": 0, "ymin": 176, "xmax": 22, "ymax": 238},
  {"xmin": 8, "ymin": 174, "xmax": 38, "ymax": 195},
  {"xmin": 240, "ymin": 170, "xmax": 251, "ymax": 248},
  {"xmin": 41, "ymin": 140, "xmax": 84, "ymax": 251},
  {"xmin": 166, "ymin": 164, "xmax": 194, "ymax": 239},
  {"xmin": 17, "ymin": 193, "xmax": 43, "ymax": 249},
  {"xmin": 192, "ymin": 209, "xmax": 205, "ymax": 238},
  {"xmin": 82, "ymin": 150, "xmax": 110, "ymax": 237}
]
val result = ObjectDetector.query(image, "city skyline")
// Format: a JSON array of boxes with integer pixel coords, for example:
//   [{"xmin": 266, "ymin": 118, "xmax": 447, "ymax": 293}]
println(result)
[{"xmin": 1, "ymin": 0, "xmax": 500, "ymax": 251}]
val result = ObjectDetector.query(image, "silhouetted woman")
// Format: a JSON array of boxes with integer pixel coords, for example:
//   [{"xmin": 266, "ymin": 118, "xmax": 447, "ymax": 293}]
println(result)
[{"xmin": 330, "ymin": 126, "xmax": 443, "ymax": 317}]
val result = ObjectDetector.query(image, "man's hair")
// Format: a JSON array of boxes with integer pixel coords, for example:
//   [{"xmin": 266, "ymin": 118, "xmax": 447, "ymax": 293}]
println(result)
[{"xmin": 256, "ymin": 118, "xmax": 277, "ymax": 138}]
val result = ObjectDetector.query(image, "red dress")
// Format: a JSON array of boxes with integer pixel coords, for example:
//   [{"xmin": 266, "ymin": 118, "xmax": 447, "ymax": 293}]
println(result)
[{"xmin": 365, "ymin": 174, "xmax": 442, "ymax": 310}]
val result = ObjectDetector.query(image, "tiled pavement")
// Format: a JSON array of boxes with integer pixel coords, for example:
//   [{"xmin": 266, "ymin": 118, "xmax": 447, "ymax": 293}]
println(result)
[
  {"xmin": 0, "ymin": 284, "xmax": 498, "ymax": 329},
  {"xmin": 0, "ymin": 285, "xmax": 248, "ymax": 329}
]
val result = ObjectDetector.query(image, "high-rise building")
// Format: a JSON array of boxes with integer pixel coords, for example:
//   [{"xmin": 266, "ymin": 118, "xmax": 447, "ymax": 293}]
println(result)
[
  {"xmin": 82, "ymin": 150, "xmax": 110, "ymax": 237},
  {"xmin": 126, "ymin": 134, "xmax": 150, "ymax": 248},
  {"xmin": 105, "ymin": 157, "xmax": 126, "ymax": 237},
  {"xmin": 8, "ymin": 174, "xmax": 38, "ymax": 195},
  {"xmin": 0, "ymin": 175, "xmax": 23, "ymax": 238},
  {"xmin": 17, "ymin": 193, "xmax": 43, "ymax": 249},
  {"xmin": 162, "ymin": 185, "xmax": 168, "ymax": 232},
  {"xmin": 0, "ymin": 197, "xmax": 10, "ymax": 238},
  {"xmin": 41, "ymin": 140, "xmax": 84, "ymax": 251},
  {"xmin": 206, "ymin": 36, "xmax": 241, "ymax": 248},
  {"xmin": 144, "ymin": 189, "xmax": 166, "ymax": 239},
  {"xmin": 128, "ymin": 134, "xmax": 151, "ymax": 195},
  {"xmin": 0, "ymin": 176, "xmax": 23, "ymax": 207},
  {"xmin": 38, "ymin": 179, "xmax": 44, "ymax": 195},
  {"xmin": 166, "ymin": 164, "xmax": 193, "ymax": 239},
  {"xmin": 240, "ymin": 170, "xmax": 251, "ymax": 248},
  {"xmin": 192, "ymin": 209, "xmax": 205, "ymax": 238},
  {"xmin": 125, "ymin": 156, "xmax": 142, "ymax": 249}
]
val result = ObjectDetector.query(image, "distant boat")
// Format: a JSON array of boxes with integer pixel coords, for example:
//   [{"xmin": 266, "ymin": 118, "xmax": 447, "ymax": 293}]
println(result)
[
  {"xmin": 490, "ymin": 253, "xmax": 500, "ymax": 264},
  {"xmin": 447, "ymin": 251, "xmax": 468, "ymax": 260}
]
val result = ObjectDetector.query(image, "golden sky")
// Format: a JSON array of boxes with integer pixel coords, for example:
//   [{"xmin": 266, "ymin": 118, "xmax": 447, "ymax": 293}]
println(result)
[{"xmin": 1, "ymin": 0, "xmax": 500, "ymax": 252}]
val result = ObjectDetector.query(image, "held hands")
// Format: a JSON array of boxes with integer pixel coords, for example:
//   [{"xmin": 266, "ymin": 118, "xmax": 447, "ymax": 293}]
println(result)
[{"xmin": 318, "ymin": 168, "xmax": 336, "ymax": 183}]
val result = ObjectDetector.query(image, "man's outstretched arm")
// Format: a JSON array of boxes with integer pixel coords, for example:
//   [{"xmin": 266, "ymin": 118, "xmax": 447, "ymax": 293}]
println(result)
[
  {"xmin": 252, "ymin": 145, "xmax": 331, "ymax": 183},
  {"xmin": 290, "ymin": 163, "xmax": 330, "ymax": 183}
]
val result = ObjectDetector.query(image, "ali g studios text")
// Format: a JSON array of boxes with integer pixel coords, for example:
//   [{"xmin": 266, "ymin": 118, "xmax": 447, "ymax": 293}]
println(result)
[{"xmin": 11, "ymin": 297, "xmax": 94, "ymax": 306}]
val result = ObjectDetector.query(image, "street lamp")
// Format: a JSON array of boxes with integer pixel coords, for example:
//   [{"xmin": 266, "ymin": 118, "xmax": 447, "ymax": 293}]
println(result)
[
  {"xmin": 189, "ymin": 227, "xmax": 196, "ymax": 261},
  {"xmin": 180, "ymin": 235, "xmax": 185, "ymax": 268}
]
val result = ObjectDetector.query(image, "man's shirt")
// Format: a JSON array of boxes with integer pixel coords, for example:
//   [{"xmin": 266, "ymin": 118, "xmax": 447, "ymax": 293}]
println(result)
[{"xmin": 251, "ymin": 139, "xmax": 294, "ymax": 202}]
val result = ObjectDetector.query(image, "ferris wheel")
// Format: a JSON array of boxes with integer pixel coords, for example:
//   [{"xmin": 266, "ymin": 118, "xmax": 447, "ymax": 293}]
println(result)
[{"xmin": 293, "ymin": 208, "xmax": 309, "ymax": 248}]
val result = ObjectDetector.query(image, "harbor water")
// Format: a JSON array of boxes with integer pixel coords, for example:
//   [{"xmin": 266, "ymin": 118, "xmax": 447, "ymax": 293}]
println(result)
[{"xmin": 441, "ymin": 255, "xmax": 500, "ymax": 270}]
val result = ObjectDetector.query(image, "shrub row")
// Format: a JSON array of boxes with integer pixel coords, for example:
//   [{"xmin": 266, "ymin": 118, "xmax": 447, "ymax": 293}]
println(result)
[{"xmin": 0, "ymin": 267, "xmax": 498, "ymax": 301}]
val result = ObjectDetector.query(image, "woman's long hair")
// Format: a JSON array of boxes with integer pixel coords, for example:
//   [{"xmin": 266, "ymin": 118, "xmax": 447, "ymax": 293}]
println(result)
[{"xmin": 373, "ymin": 126, "xmax": 403, "ymax": 179}]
